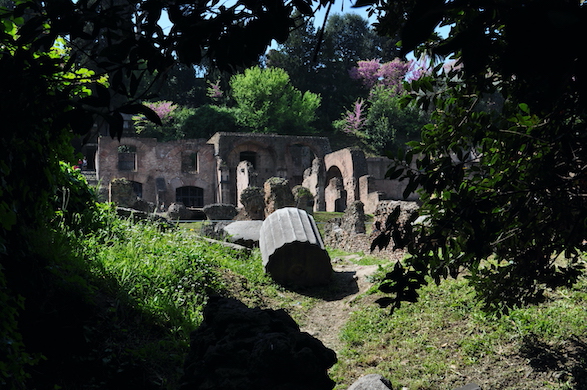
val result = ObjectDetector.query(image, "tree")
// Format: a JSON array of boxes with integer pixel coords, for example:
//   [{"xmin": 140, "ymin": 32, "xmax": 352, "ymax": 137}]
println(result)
[
  {"xmin": 134, "ymin": 102, "xmax": 240, "ymax": 140},
  {"xmin": 361, "ymin": 0, "xmax": 587, "ymax": 313},
  {"xmin": 230, "ymin": 66, "xmax": 321, "ymax": 134},
  {"xmin": 335, "ymin": 58, "xmax": 428, "ymax": 155},
  {"xmin": 132, "ymin": 101, "xmax": 198, "ymax": 141},
  {"xmin": 267, "ymin": 12, "xmax": 401, "ymax": 129},
  {"xmin": 154, "ymin": 64, "xmax": 208, "ymax": 107},
  {"xmin": 265, "ymin": 15, "xmax": 320, "ymax": 96}
]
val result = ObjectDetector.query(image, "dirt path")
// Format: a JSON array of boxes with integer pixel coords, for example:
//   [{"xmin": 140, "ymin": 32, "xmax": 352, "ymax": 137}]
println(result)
[{"xmin": 299, "ymin": 256, "xmax": 380, "ymax": 353}]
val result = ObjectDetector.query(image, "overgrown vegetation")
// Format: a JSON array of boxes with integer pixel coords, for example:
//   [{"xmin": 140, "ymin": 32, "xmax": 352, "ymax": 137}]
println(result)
[
  {"xmin": 4, "ymin": 175, "xmax": 587, "ymax": 389},
  {"xmin": 331, "ymin": 268, "xmax": 587, "ymax": 390},
  {"xmin": 6, "ymin": 200, "xmax": 225, "ymax": 388}
]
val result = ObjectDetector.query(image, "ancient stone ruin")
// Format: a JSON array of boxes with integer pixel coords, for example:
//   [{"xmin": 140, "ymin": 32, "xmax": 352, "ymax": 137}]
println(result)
[
  {"xmin": 293, "ymin": 184, "xmax": 315, "ymax": 215},
  {"xmin": 167, "ymin": 202, "xmax": 192, "ymax": 220},
  {"xmin": 180, "ymin": 296, "xmax": 337, "ymax": 390},
  {"xmin": 322, "ymin": 200, "xmax": 421, "ymax": 257},
  {"xmin": 95, "ymin": 133, "xmax": 418, "ymax": 215},
  {"xmin": 264, "ymin": 177, "xmax": 295, "ymax": 217},
  {"xmin": 221, "ymin": 221, "xmax": 264, "ymax": 248},
  {"xmin": 109, "ymin": 178, "xmax": 137, "ymax": 207},
  {"xmin": 202, "ymin": 203, "xmax": 238, "ymax": 220},
  {"xmin": 259, "ymin": 207, "xmax": 332, "ymax": 286},
  {"xmin": 340, "ymin": 200, "xmax": 366, "ymax": 234},
  {"xmin": 238, "ymin": 186, "xmax": 265, "ymax": 220}
]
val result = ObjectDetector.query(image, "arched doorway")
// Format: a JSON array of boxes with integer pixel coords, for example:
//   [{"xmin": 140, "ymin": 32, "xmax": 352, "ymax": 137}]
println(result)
[{"xmin": 325, "ymin": 166, "xmax": 347, "ymax": 212}]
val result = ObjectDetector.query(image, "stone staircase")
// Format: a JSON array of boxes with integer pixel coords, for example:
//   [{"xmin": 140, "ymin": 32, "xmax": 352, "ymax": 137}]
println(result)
[{"xmin": 81, "ymin": 170, "xmax": 98, "ymax": 187}]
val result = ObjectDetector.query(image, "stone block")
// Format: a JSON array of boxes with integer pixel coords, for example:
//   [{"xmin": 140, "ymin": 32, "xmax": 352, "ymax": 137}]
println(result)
[
  {"xmin": 167, "ymin": 202, "xmax": 191, "ymax": 220},
  {"xmin": 347, "ymin": 374, "xmax": 393, "ymax": 390},
  {"xmin": 222, "ymin": 221, "xmax": 264, "ymax": 248},
  {"xmin": 239, "ymin": 186, "xmax": 265, "ymax": 220},
  {"xmin": 259, "ymin": 207, "xmax": 332, "ymax": 286},
  {"xmin": 293, "ymin": 185, "xmax": 315, "ymax": 214},
  {"xmin": 264, "ymin": 177, "xmax": 295, "ymax": 216},
  {"xmin": 203, "ymin": 203, "xmax": 238, "ymax": 220},
  {"xmin": 341, "ymin": 200, "xmax": 366, "ymax": 234},
  {"xmin": 109, "ymin": 177, "xmax": 136, "ymax": 207}
]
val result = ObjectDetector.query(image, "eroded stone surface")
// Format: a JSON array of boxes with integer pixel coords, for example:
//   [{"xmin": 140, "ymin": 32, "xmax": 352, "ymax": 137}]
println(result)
[
  {"xmin": 203, "ymin": 203, "xmax": 238, "ymax": 220},
  {"xmin": 347, "ymin": 374, "xmax": 393, "ymax": 390},
  {"xmin": 264, "ymin": 177, "xmax": 295, "ymax": 217},
  {"xmin": 260, "ymin": 208, "xmax": 332, "ymax": 286}
]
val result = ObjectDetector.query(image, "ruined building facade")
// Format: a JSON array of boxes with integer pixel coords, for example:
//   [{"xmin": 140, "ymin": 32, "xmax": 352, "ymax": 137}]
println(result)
[{"xmin": 96, "ymin": 132, "xmax": 416, "ymax": 215}]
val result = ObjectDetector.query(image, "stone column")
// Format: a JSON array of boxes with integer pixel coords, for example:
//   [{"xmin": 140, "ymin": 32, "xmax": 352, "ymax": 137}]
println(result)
[
  {"xmin": 217, "ymin": 158, "xmax": 231, "ymax": 204},
  {"xmin": 236, "ymin": 160, "xmax": 257, "ymax": 208}
]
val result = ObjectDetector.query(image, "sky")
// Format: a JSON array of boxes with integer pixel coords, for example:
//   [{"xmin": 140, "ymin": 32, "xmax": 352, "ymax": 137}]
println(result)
[{"xmin": 312, "ymin": 0, "xmax": 376, "ymax": 27}]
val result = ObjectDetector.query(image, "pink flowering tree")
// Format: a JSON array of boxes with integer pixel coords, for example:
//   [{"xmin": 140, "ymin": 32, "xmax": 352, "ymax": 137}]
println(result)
[
  {"xmin": 338, "ymin": 98, "xmax": 366, "ymax": 134},
  {"xmin": 207, "ymin": 79, "xmax": 223, "ymax": 101},
  {"xmin": 133, "ymin": 101, "xmax": 196, "ymax": 141},
  {"xmin": 143, "ymin": 101, "xmax": 177, "ymax": 125},
  {"xmin": 336, "ymin": 58, "xmax": 430, "ymax": 154},
  {"xmin": 349, "ymin": 58, "xmax": 424, "ymax": 94}
]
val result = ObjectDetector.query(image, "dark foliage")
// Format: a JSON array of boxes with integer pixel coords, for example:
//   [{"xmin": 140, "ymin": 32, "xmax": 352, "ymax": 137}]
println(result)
[
  {"xmin": 0, "ymin": 1, "xmax": 336, "ymax": 388},
  {"xmin": 364, "ymin": 0, "xmax": 587, "ymax": 313}
]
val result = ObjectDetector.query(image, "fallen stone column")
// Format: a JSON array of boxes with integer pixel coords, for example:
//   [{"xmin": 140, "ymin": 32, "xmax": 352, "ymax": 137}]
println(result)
[{"xmin": 259, "ymin": 207, "xmax": 332, "ymax": 286}]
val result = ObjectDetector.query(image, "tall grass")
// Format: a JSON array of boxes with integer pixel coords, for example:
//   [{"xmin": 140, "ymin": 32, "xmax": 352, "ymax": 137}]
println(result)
[
  {"xmin": 81, "ymin": 220, "xmax": 227, "ymax": 337},
  {"xmin": 30, "ymin": 212, "xmax": 244, "ymax": 388}
]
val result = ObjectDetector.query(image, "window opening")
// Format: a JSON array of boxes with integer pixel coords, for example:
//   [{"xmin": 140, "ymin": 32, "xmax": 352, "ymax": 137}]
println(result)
[
  {"xmin": 240, "ymin": 151, "xmax": 257, "ymax": 169},
  {"xmin": 181, "ymin": 151, "xmax": 198, "ymax": 173},
  {"xmin": 176, "ymin": 186, "xmax": 204, "ymax": 207},
  {"xmin": 118, "ymin": 144, "xmax": 136, "ymax": 171},
  {"xmin": 130, "ymin": 181, "xmax": 143, "ymax": 198}
]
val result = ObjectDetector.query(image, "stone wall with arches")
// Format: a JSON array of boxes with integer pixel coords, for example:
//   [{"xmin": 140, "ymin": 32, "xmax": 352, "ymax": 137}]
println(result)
[{"xmin": 96, "ymin": 133, "xmax": 416, "ymax": 215}]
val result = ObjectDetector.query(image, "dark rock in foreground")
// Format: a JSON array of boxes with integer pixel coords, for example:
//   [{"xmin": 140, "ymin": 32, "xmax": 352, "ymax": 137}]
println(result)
[{"xmin": 180, "ymin": 296, "xmax": 337, "ymax": 390}]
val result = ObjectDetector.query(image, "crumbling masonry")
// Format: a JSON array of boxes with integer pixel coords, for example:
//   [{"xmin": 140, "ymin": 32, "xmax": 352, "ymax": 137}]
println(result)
[{"xmin": 96, "ymin": 132, "xmax": 417, "ymax": 215}]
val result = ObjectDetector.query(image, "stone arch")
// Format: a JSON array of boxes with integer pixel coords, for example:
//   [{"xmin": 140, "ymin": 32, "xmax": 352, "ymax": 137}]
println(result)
[
  {"xmin": 226, "ymin": 141, "xmax": 278, "ymax": 205},
  {"xmin": 325, "ymin": 165, "xmax": 347, "ymax": 212},
  {"xmin": 324, "ymin": 148, "xmax": 367, "ymax": 213}
]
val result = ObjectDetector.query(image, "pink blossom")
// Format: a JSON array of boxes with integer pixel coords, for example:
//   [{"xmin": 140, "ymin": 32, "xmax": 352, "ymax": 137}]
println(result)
[
  {"xmin": 207, "ymin": 79, "xmax": 223, "ymax": 100},
  {"xmin": 349, "ymin": 59, "xmax": 382, "ymax": 89},
  {"xmin": 144, "ymin": 101, "xmax": 177, "ymax": 122},
  {"xmin": 350, "ymin": 58, "xmax": 428, "ymax": 93},
  {"xmin": 341, "ymin": 98, "xmax": 366, "ymax": 134},
  {"xmin": 405, "ymin": 57, "xmax": 430, "ymax": 81}
]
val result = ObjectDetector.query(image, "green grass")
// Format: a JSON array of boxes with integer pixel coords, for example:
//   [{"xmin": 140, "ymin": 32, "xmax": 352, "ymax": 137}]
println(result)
[{"xmin": 330, "ymin": 274, "xmax": 587, "ymax": 390}]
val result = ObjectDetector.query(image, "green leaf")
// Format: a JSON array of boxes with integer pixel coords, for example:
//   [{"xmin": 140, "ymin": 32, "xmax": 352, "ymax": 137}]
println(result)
[
  {"xmin": 386, "ymin": 168, "xmax": 403, "ymax": 180},
  {"xmin": 518, "ymin": 103, "xmax": 529, "ymax": 113}
]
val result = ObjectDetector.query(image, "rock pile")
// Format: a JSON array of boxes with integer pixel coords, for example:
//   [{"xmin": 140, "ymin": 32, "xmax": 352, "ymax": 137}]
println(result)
[{"xmin": 323, "ymin": 200, "xmax": 419, "ymax": 259}]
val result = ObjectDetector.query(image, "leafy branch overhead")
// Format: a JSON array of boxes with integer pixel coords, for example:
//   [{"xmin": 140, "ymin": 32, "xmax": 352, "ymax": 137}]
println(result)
[{"xmin": 2, "ymin": 0, "xmax": 336, "ymax": 139}]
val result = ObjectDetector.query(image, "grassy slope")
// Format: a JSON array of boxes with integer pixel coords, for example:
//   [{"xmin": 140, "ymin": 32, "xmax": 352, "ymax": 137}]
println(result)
[{"xmin": 24, "ymin": 212, "xmax": 587, "ymax": 389}]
